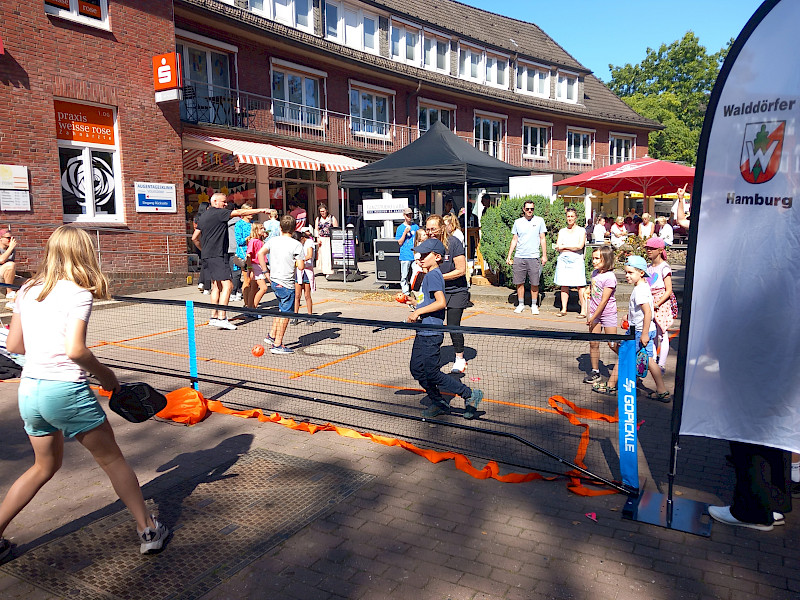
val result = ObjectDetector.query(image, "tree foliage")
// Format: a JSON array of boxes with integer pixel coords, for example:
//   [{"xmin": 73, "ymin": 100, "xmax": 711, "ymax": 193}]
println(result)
[{"xmin": 607, "ymin": 32, "xmax": 732, "ymax": 164}]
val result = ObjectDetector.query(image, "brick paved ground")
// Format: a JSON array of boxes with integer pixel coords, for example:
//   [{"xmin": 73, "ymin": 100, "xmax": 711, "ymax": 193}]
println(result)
[{"xmin": 0, "ymin": 276, "xmax": 798, "ymax": 599}]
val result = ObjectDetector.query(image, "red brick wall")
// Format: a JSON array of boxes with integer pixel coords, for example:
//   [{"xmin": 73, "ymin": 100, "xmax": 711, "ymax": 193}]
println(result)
[{"xmin": 0, "ymin": 1, "xmax": 186, "ymax": 277}]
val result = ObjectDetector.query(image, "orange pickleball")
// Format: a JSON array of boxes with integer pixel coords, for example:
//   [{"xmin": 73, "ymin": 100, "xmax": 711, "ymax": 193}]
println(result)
[
  {"xmin": 395, "ymin": 292, "xmax": 408, "ymax": 303},
  {"xmin": 251, "ymin": 344, "xmax": 265, "ymax": 357}
]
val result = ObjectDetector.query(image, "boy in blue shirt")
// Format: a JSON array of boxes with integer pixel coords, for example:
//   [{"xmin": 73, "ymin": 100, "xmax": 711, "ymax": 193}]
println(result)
[
  {"xmin": 395, "ymin": 208, "xmax": 419, "ymax": 296},
  {"xmin": 407, "ymin": 238, "xmax": 483, "ymax": 419}
]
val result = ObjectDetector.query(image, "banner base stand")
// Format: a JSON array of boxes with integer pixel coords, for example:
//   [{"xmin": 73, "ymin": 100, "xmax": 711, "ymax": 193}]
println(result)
[
  {"xmin": 326, "ymin": 270, "xmax": 366, "ymax": 282},
  {"xmin": 622, "ymin": 491, "xmax": 712, "ymax": 537}
]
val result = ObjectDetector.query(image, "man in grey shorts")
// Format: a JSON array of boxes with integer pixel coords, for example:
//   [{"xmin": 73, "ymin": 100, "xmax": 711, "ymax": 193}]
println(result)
[{"xmin": 506, "ymin": 200, "xmax": 547, "ymax": 314}]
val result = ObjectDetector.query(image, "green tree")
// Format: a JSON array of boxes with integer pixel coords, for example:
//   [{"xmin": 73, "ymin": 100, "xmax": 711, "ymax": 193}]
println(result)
[{"xmin": 607, "ymin": 32, "xmax": 731, "ymax": 164}]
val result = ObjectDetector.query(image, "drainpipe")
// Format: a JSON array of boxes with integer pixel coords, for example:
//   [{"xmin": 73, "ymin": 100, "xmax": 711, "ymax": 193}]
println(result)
[{"xmin": 406, "ymin": 80, "xmax": 423, "ymax": 129}]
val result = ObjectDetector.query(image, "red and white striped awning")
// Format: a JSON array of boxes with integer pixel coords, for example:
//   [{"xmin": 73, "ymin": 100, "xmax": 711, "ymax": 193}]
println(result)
[
  {"xmin": 183, "ymin": 133, "xmax": 366, "ymax": 172},
  {"xmin": 183, "ymin": 133, "xmax": 322, "ymax": 170},
  {"xmin": 282, "ymin": 147, "xmax": 366, "ymax": 172}
]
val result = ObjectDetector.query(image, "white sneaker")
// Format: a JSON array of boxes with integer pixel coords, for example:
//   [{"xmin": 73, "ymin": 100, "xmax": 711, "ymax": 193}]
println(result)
[
  {"xmin": 450, "ymin": 357, "xmax": 467, "ymax": 373},
  {"xmin": 514, "ymin": 304, "xmax": 525, "ymax": 314},
  {"xmin": 197, "ymin": 283, "xmax": 204, "ymax": 290},
  {"xmin": 202, "ymin": 290, "xmax": 211, "ymax": 295},
  {"xmin": 139, "ymin": 515, "xmax": 169, "ymax": 554},
  {"xmin": 531, "ymin": 305, "xmax": 539, "ymax": 315},
  {"xmin": 208, "ymin": 318, "xmax": 219, "ymax": 327},
  {"xmin": 5, "ymin": 291, "xmax": 15, "ymax": 300},
  {"xmin": 215, "ymin": 319, "xmax": 237, "ymax": 330}
]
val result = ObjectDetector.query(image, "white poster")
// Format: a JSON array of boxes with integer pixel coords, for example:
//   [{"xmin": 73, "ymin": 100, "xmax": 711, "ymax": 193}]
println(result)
[
  {"xmin": 134, "ymin": 182, "xmax": 177, "ymax": 213},
  {"xmin": 680, "ymin": 0, "xmax": 800, "ymax": 453},
  {"xmin": 362, "ymin": 197, "xmax": 408, "ymax": 221}
]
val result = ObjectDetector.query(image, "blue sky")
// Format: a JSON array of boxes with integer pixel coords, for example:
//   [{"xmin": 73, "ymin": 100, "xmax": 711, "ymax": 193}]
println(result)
[{"xmin": 459, "ymin": 0, "xmax": 764, "ymax": 81}]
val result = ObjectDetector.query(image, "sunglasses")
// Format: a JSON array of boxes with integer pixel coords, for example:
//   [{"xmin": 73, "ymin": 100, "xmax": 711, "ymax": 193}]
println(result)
[{"xmin": 523, "ymin": 207, "xmax": 534, "ymax": 211}]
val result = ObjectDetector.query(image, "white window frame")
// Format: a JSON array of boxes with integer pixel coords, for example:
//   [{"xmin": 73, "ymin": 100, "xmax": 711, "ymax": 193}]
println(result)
[
  {"xmin": 349, "ymin": 80, "xmax": 394, "ymax": 140},
  {"xmin": 557, "ymin": 70, "xmax": 579, "ymax": 103},
  {"xmin": 55, "ymin": 100, "xmax": 123, "ymax": 224},
  {"xmin": 418, "ymin": 97, "xmax": 456, "ymax": 133},
  {"xmin": 270, "ymin": 60, "xmax": 327, "ymax": 128},
  {"xmin": 459, "ymin": 43, "xmax": 485, "ymax": 83},
  {"xmin": 522, "ymin": 119, "xmax": 552, "ymax": 160},
  {"xmin": 484, "ymin": 51, "xmax": 509, "ymax": 89},
  {"xmin": 390, "ymin": 18, "xmax": 422, "ymax": 67},
  {"xmin": 566, "ymin": 127, "xmax": 594, "ymax": 163},
  {"xmin": 609, "ymin": 132, "xmax": 636, "ymax": 164},
  {"xmin": 422, "ymin": 29, "xmax": 451, "ymax": 75},
  {"xmin": 249, "ymin": 0, "xmax": 312, "ymax": 32},
  {"xmin": 325, "ymin": 1, "xmax": 379, "ymax": 54},
  {"xmin": 474, "ymin": 110, "xmax": 507, "ymax": 159},
  {"xmin": 515, "ymin": 60, "xmax": 550, "ymax": 98},
  {"xmin": 44, "ymin": 0, "xmax": 110, "ymax": 30}
]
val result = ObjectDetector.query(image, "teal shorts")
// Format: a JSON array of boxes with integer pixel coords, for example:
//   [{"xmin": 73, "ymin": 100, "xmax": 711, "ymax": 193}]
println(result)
[{"xmin": 18, "ymin": 378, "xmax": 107, "ymax": 438}]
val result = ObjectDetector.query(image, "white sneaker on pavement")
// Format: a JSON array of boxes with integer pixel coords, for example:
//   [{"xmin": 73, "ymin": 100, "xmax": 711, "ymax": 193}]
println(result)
[
  {"xmin": 514, "ymin": 304, "xmax": 525, "ymax": 314},
  {"xmin": 531, "ymin": 305, "xmax": 539, "ymax": 315},
  {"xmin": 214, "ymin": 319, "xmax": 237, "ymax": 330},
  {"xmin": 450, "ymin": 357, "xmax": 467, "ymax": 373}
]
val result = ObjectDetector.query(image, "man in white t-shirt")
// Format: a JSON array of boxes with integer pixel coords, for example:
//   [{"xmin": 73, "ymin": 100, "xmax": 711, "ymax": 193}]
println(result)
[
  {"xmin": 592, "ymin": 216, "xmax": 608, "ymax": 243},
  {"xmin": 257, "ymin": 214, "xmax": 304, "ymax": 354},
  {"xmin": 506, "ymin": 200, "xmax": 547, "ymax": 314}
]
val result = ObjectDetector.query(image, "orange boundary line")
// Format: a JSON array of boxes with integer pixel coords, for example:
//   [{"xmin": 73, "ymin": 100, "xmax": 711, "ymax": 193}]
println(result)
[{"xmin": 290, "ymin": 335, "xmax": 414, "ymax": 380}]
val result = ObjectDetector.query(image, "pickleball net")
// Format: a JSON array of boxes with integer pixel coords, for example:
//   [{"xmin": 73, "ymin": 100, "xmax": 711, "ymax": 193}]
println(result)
[{"xmin": 88, "ymin": 297, "xmax": 635, "ymax": 491}]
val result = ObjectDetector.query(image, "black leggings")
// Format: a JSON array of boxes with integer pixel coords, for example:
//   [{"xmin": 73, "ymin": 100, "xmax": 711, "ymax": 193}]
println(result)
[{"xmin": 446, "ymin": 307, "xmax": 465, "ymax": 354}]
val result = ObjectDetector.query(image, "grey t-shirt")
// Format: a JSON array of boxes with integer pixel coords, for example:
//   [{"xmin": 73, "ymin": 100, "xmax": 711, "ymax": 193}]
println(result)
[{"xmin": 264, "ymin": 235, "xmax": 303, "ymax": 288}]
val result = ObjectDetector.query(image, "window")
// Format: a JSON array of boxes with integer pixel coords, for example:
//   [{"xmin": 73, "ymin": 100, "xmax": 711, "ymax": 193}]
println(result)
[
  {"xmin": 272, "ymin": 68, "xmax": 322, "ymax": 127},
  {"xmin": 250, "ymin": 0, "xmax": 311, "ymax": 31},
  {"xmin": 567, "ymin": 129, "xmax": 593, "ymax": 162},
  {"xmin": 350, "ymin": 85, "xmax": 391, "ymax": 138},
  {"xmin": 325, "ymin": 2, "xmax": 378, "ymax": 53},
  {"xmin": 44, "ymin": 0, "xmax": 109, "ymax": 29},
  {"xmin": 390, "ymin": 21, "xmax": 421, "ymax": 66},
  {"xmin": 522, "ymin": 122, "xmax": 550, "ymax": 159},
  {"xmin": 485, "ymin": 54, "xmax": 508, "ymax": 88},
  {"xmin": 557, "ymin": 71, "xmax": 579, "ymax": 102},
  {"xmin": 55, "ymin": 101, "xmax": 121, "ymax": 223},
  {"xmin": 418, "ymin": 103, "xmax": 453, "ymax": 132},
  {"xmin": 609, "ymin": 135, "xmax": 634, "ymax": 163},
  {"xmin": 474, "ymin": 114, "xmax": 505, "ymax": 158},
  {"xmin": 423, "ymin": 34, "xmax": 449, "ymax": 73},
  {"xmin": 177, "ymin": 41, "xmax": 233, "ymax": 125},
  {"xmin": 459, "ymin": 45, "xmax": 484, "ymax": 83},
  {"xmin": 515, "ymin": 63, "xmax": 549, "ymax": 97}
]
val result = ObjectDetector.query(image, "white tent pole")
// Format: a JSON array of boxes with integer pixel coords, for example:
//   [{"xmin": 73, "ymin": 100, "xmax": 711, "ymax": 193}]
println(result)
[
  {"xmin": 464, "ymin": 179, "xmax": 469, "ymax": 284},
  {"xmin": 341, "ymin": 186, "xmax": 347, "ymax": 284}
]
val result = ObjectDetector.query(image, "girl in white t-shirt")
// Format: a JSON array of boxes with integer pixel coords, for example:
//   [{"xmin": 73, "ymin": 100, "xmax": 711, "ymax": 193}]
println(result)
[
  {"xmin": 293, "ymin": 228, "xmax": 316, "ymax": 322},
  {"xmin": 593, "ymin": 255, "xmax": 670, "ymax": 401},
  {"xmin": 0, "ymin": 227, "xmax": 168, "ymax": 561}
]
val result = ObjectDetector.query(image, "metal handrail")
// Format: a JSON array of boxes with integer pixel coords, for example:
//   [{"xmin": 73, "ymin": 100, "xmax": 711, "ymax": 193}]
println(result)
[{"xmin": 180, "ymin": 78, "xmax": 632, "ymax": 171}]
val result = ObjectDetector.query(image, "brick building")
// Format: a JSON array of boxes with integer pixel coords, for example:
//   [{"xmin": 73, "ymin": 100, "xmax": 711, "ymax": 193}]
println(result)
[{"xmin": 0, "ymin": 0, "xmax": 659, "ymax": 292}]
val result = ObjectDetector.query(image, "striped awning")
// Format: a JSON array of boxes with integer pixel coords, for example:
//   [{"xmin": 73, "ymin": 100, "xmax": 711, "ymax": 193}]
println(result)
[
  {"xmin": 282, "ymin": 147, "xmax": 366, "ymax": 172},
  {"xmin": 183, "ymin": 133, "xmax": 322, "ymax": 170}
]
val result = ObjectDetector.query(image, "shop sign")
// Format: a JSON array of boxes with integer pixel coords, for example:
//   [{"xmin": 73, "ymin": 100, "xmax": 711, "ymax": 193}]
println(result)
[
  {"xmin": 0, "ymin": 164, "xmax": 31, "ymax": 212},
  {"xmin": 363, "ymin": 197, "xmax": 409, "ymax": 221},
  {"xmin": 54, "ymin": 100, "xmax": 115, "ymax": 145},
  {"xmin": 153, "ymin": 52, "xmax": 182, "ymax": 92},
  {"xmin": 45, "ymin": 0, "xmax": 71, "ymax": 9},
  {"xmin": 135, "ymin": 182, "xmax": 177, "ymax": 213},
  {"xmin": 78, "ymin": 0, "xmax": 102, "ymax": 19}
]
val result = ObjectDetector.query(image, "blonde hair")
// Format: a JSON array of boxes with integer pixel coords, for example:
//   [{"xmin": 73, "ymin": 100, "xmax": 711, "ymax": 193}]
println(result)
[
  {"xmin": 443, "ymin": 213, "xmax": 461, "ymax": 234},
  {"xmin": 268, "ymin": 209, "xmax": 278, "ymax": 219},
  {"xmin": 27, "ymin": 226, "xmax": 109, "ymax": 301},
  {"xmin": 413, "ymin": 228, "xmax": 428, "ymax": 246},
  {"xmin": 615, "ymin": 216, "xmax": 624, "ymax": 224},
  {"xmin": 656, "ymin": 216, "xmax": 667, "ymax": 225},
  {"xmin": 246, "ymin": 222, "xmax": 263, "ymax": 244},
  {"xmin": 240, "ymin": 202, "xmax": 253, "ymax": 210},
  {"xmin": 425, "ymin": 214, "xmax": 450, "ymax": 251},
  {"xmin": 642, "ymin": 212, "xmax": 651, "ymax": 220}
]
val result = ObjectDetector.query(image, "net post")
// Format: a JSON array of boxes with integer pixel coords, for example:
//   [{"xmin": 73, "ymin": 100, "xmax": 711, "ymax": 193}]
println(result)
[
  {"xmin": 185, "ymin": 300, "xmax": 199, "ymax": 390},
  {"xmin": 617, "ymin": 339, "xmax": 639, "ymax": 493}
]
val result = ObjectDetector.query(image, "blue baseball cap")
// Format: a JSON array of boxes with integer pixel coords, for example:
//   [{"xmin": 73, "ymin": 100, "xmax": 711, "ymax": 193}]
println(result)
[
  {"xmin": 625, "ymin": 255, "xmax": 648, "ymax": 272},
  {"xmin": 414, "ymin": 238, "xmax": 446, "ymax": 256}
]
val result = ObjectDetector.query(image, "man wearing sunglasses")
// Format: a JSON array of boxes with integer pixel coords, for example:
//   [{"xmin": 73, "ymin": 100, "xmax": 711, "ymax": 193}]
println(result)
[
  {"xmin": 0, "ymin": 229, "xmax": 17, "ymax": 308},
  {"xmin": 506, "ymin": 201, "xmax": 547, "ymax": 314}
]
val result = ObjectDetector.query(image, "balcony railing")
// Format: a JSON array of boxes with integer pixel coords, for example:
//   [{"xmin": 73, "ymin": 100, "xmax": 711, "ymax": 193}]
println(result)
[{"xmin": 180, "ymin": 80, "xmax": 624, "ymax": 173}]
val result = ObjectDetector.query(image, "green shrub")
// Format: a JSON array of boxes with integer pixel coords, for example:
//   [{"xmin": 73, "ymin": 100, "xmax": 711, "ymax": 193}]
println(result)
[{"xmin": 481, "ymin": 195, "xmax": 587, "ymax": 290}]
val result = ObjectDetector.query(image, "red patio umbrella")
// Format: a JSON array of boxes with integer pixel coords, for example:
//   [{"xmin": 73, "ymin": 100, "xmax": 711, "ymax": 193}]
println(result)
[{"xmin": 556, "ymin": 158, "xmax": 694, "ymax": 197}]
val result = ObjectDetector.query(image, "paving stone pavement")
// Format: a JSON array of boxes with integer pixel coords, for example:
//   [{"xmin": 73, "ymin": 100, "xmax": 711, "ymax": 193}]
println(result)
[{"xmin": 0, "ymin": 276, "xmax": 798, "ymax": 600}]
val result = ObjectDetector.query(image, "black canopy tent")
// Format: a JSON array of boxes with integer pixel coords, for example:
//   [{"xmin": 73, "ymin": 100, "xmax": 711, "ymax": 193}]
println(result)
[{"xmin": 338, "ymin": 121, "xmax": 530, "ymax": 279}]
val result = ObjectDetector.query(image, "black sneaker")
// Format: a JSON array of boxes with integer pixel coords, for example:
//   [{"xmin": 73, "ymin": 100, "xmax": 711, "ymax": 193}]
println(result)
[
  {"xmin": 422, "ymin": 400, "xmax": 450, "ymax": 418},
  {"xmin": 583, "ymin": 371, "xmax": 601, "ymax": 384},
  {"xmin": 139, "ymin": 516, "xmax": 168, "ymax": 554}
]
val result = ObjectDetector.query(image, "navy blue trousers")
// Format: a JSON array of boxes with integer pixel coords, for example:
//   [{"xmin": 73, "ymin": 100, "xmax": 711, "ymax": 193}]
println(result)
[{"xmin": 409, "ymin": 333, "xmax": 470, "ymax": 405}]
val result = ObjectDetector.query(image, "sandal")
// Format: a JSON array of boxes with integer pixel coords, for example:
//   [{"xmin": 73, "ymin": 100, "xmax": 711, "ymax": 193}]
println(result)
[
  {"xmin": 576, "ymin": 313, "xmax": 586, "ymax": 319},
  {"xmin": 648, "ymin": 390, "xmax": 671, "ymax": 402},
  {"xmin": 556, "ymin": 311, "xmax": 567, "ymax": 317},
  {"xmin": 592, "ymin": 381, "xmax": 617, "ymax": 395}
]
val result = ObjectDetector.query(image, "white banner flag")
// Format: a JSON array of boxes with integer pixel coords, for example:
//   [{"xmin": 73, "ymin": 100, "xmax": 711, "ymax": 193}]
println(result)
[{"xmin": 680, "ymin": 0, "xmax": 800, "ymax": 452}]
